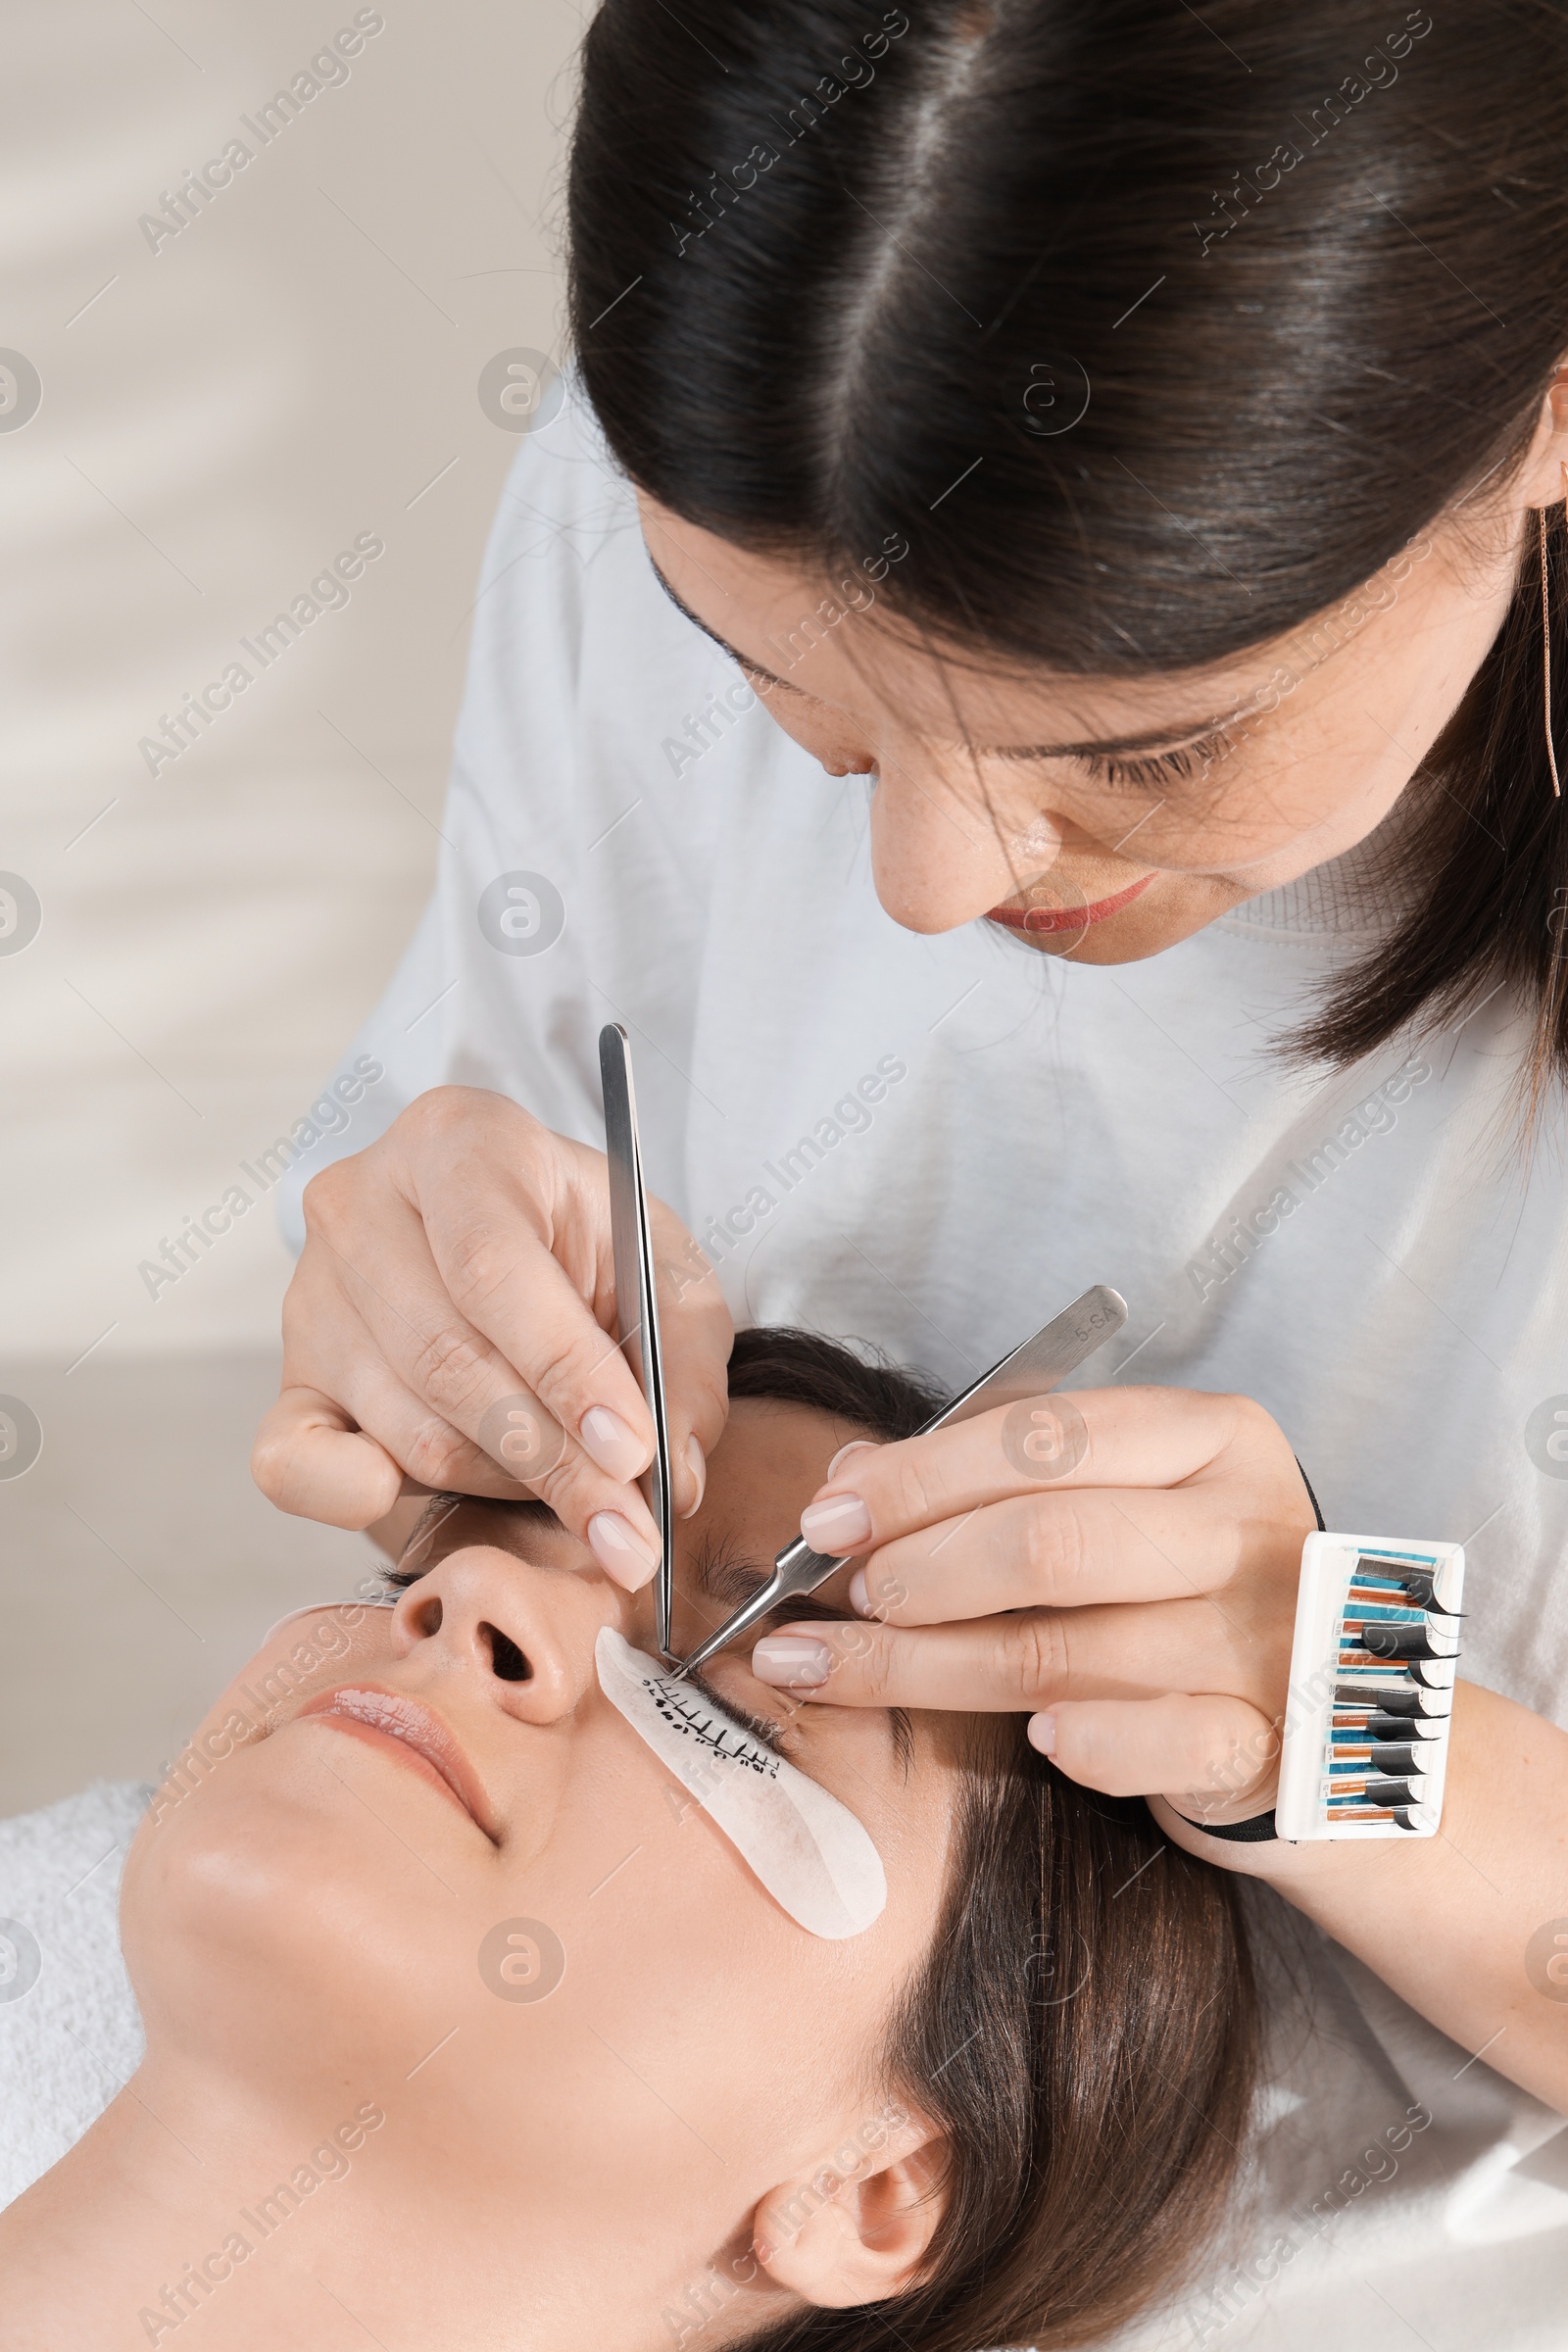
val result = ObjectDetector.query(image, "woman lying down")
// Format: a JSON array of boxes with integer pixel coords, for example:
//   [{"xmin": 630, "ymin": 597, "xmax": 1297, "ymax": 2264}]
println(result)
[{"xmin": 0, "ymin": 1327, "xmax": 1263, "ymax": 2351}]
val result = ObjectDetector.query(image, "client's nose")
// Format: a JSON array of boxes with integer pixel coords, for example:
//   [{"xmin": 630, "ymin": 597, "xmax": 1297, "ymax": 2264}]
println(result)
[{"xmin": 387, "ymin": 1544, "xmax": 609, "ymax": 1724}]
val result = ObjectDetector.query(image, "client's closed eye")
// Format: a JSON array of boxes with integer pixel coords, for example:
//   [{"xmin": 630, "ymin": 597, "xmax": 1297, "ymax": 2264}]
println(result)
[
  {"xmin": 680, "ymin": 1666, "xmax": 791, "ymax": 1758},
  {"xmin": 694, "ymin": 1535, "xmax": 915, "ymax": 1769}
]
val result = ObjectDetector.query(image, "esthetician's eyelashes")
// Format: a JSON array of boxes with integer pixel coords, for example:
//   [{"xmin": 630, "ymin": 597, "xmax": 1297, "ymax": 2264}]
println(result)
[
  {"xmin": 739, "ymin": 657, "xmax": 802, "ymax": 699},
  {"xmin": 1074, "ymin": 730, "xmax": 1228, "ymax": 789},
  {"xmin": 725, "ymin": 649, "xmax": 1230, "ymax": 790}
]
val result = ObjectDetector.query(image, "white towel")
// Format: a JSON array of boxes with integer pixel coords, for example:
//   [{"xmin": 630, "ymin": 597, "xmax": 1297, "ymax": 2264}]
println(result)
[{"xmin": 0, "ymin": 1781, "xmax": 150, "ymax": 2210}]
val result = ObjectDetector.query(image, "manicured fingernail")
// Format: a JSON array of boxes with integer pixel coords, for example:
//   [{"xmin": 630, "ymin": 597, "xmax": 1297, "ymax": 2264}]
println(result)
[
  {"xmin": 680, "ymin": 1432, "xmax": 706, "ymax": 1519},
  {"xmin": 801, "ymin": 1493, "xmax": 871, "ymax": 1551},
  {"xmin": 752, "ymin": 1636, "xmax": 832, "ymax": 1690},
  {"xmin": 825, "ymin": 1438, "xmax": 877, "ymax": 1482},
  {"xmin": 579, "ymin": 1404, "xmax": 647, "ymax": 1483},
  {"xmin": 848, "ymin": 1566, "xmax": 870, "ymax": 1617},
  {"xmin": 586, "ymin": 1511, "xmax": 659, "ymax": 1592},
  {"xmin": 1027, "ymin": 1710, "xmax": 1057, "ymax": 1757}
]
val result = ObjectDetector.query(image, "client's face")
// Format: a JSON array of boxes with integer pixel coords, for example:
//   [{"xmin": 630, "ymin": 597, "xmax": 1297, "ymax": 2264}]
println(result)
[{"xmin": 121, "ymin": 1399, "xmax": 961, "ymax": 2344}]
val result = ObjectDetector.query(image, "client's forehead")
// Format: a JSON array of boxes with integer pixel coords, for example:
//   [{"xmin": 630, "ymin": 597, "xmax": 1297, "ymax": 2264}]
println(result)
[{"xmin": 705, "ymin": 1394, "xmax": 863, "ymax": 1545}]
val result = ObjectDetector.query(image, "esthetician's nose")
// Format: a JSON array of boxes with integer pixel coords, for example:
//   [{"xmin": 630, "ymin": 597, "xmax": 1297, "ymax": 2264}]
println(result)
[
  {"xmin": 865, "ymin": 733, "xmax": 1058, "ymax": 933},
  {"xmin": 387, "ymin": 1544, "xmax": 607, "ymax": 1724}
]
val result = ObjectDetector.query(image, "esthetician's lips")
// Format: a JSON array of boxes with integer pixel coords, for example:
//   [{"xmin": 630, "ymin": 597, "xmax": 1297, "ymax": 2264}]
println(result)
[
  {"xmin": 299, "ymin": 1684, "xmax": 500, "ymax": 1842},
  {"xmin": 986, "ymin": 870, "xmax": 1155, "ymax": 932}
]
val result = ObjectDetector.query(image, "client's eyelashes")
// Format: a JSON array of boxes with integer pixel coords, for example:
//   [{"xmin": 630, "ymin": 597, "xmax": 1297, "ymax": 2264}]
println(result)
[
  {"xmin": 682, "ymin": 1666, "xmax": 794, "ymax": 1758},
  {"xmin": 384, "ymin": 1492, "xmax": 566, "ymax": 1587},
  {"xmin": 387, "ymin": 1492, "xmax": 466, "ymax": 1584}
]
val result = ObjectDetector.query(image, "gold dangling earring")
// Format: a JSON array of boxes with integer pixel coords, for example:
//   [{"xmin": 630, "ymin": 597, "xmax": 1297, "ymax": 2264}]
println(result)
[
  {"xmin": 1542, "ymin": 501, "xmax": 1560, "ymax": 798},
  {"xmin": 1544, "ymin": 377, "xmax": 1568, "ymax": 800}
]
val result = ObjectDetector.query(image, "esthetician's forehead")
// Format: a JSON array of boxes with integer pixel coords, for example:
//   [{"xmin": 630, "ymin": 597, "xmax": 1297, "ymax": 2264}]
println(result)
[
  {"xmin": 649, "ymin": 545, "xmax": 1234, "ymax": 754},
  {"xmin": 639, "ymin": 489, "xmax": 1447, "ymax": 761}
]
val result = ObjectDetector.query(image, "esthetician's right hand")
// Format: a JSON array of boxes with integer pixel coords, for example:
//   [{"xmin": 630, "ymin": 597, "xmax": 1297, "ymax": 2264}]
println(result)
[{"xmin": 249, "ymin": 1086, "xmax": 731, "ymax": 1587}]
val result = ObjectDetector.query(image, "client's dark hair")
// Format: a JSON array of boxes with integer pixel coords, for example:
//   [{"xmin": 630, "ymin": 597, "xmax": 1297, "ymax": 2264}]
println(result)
[
  {"xmin": 567, "ymin": 0, "xmax": 1568, "ymax": 1105},
  {"xmin": 726, "ymin": 1326, "xmax": 1257, "ymax": 2350}
]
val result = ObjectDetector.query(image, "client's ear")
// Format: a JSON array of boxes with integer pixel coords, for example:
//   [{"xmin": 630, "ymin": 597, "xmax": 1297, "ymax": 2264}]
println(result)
[{"xmin": 752, "ymin": 2112, "xmax": 947, "ymax": 2310}]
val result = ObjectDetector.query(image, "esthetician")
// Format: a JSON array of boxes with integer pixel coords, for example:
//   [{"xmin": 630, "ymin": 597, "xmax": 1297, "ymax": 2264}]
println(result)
[{"xmin": 255, "ymin": 2, "xmax": 1567, "ymax": 2322}]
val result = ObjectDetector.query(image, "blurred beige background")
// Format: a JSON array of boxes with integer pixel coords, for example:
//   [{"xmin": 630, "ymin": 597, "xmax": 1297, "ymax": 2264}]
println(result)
[{"xmin": 0, "ymin": 0, "xmax": 582, "ymax": 1811}]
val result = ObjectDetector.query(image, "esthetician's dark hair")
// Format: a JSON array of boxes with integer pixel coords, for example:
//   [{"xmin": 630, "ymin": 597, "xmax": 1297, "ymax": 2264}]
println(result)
[
  {"xmin": 726, "ymin": 1326, "xmax": 1256, "ymax": 2350},
  {"xmin": 567, "ymin": 0, "xmax": 1568, "ymax": 1105}
]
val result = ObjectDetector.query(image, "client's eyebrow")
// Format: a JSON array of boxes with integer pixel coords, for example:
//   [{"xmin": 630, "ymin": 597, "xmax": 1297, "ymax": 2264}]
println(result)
[{"xmin": 389, "ymin": 1492, "xmax": 565, "ymax": 1585}]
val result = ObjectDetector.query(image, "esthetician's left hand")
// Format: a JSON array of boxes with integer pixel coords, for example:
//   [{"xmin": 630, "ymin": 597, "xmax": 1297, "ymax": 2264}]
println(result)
[{"xmin": 752, "ymin": 1387, "xmax": 1317, "ymax": 1825}]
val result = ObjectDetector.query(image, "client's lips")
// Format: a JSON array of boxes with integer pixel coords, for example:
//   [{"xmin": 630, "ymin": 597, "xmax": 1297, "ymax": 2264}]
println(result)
[
  {"xmin": 299, "ymin": 1684, "xmax": 499, "ymax": 1842},
  {"xmin": 986, "ymin": 871, "xmax": 1155, "ymax": 933}
]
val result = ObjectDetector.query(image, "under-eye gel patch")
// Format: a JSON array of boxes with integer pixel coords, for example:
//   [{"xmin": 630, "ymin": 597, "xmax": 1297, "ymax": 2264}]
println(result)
[{"xmin": 596, "ymin": 1627, "xmax": 886, "ymax": 1938}]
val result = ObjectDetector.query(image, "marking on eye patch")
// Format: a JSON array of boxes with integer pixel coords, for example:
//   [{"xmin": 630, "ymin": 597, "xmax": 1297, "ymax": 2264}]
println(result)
[{"xmin": 647, "ymin": 1681, "xmax": 783, "ymax": 1778}]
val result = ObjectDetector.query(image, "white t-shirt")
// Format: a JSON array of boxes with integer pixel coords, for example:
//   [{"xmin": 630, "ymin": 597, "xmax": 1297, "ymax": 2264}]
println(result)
[{"xmin": 279, "ymin": 384, "xmax": 1568, "ymax": 2341}]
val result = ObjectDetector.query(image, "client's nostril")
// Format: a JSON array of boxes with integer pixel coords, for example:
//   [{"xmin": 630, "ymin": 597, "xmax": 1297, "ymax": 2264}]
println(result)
[{"xmin": 483, "ymin": 1624, "xmax": 532, "ymax": 1683}]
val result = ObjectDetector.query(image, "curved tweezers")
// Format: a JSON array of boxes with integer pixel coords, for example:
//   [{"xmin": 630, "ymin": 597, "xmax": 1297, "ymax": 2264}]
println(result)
[{"xmin": 673, "ymin": 1283, "xmax": 1129, "ymax": 1681}]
